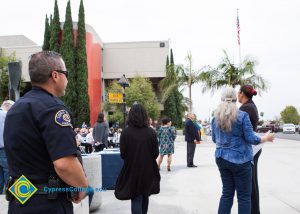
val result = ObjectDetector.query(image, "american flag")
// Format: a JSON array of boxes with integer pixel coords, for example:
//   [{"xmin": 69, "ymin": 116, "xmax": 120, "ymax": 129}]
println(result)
[{"xmin": 237, "ymin": 9, "xmax": 240, "ymax": 46}]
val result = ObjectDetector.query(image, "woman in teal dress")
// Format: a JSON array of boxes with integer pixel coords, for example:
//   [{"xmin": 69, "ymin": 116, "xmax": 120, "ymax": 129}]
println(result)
[{"xmin": 157, "ymin": 117, "xmax": 177, "ymax": 171}]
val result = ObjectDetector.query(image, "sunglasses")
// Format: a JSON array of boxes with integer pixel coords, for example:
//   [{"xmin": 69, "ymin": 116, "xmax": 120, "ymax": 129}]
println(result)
[{"xmin": 52, "ymin": 70, "xmax": 69, "ymax": 78}]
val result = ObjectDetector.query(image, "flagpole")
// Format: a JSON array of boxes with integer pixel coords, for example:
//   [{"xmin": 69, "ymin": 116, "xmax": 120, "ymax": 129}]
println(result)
[
  {"xmin": 239, "ymin": 42, "xmax": 241, "ymax": 65},
  {"xmin": 239, "ymin": 44, "xmax": 241, "ymax": 65},
  {"xmin": 237, "ymin": 9, "xmax": 241, "ymax": 65}
]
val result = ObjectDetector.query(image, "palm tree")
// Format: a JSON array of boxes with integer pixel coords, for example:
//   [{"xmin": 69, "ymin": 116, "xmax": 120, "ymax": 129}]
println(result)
[
  {"xmin": 199, "ymin": 50, "xmax": 268, "ymax": 94},
  {"xmin": 159, "ymin": 63, "xmax": 188, "ymax": 124},
  {"xmin": 160, "ymin": 52, "xmax": 202, "ymax": 112},
  {"xmin": 179, "ymin": 52, "xmax": 202, "ymax": 111},
  {"xmin": 159, "ymin": 64, "xmax": 181, "ymax": 102}
]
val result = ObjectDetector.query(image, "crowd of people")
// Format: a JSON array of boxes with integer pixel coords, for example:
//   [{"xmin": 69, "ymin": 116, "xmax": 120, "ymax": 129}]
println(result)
[
  {"xmin": 113, "ymin": 86, "xmax": 274, "ymax": 214},
  {"xmin": 0, "ymin": 51, "xmax": 275, "ymax": 214},
  {"xmin": 74, "ymin": 115, "xmax": 123, "ymax": 154}
]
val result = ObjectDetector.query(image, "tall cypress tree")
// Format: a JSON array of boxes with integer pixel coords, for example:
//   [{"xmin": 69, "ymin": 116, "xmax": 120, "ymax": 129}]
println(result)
[
  {"xmin": 163, "ymin": 50, "xmax": 177, "ymax": 124},
  {"xmin": 42, "ymin": 15, "xmax": 51, "ymax": 51},
  {"xmin": 173, "ymin": 90, "xmax": 184, "ymax": 127},
  {"xmin": 50, "ymin": 0, "xmax": 61, "ymax": 52},
  {"xmin": 166, "ymin": 55, "xmax": 169, "ymax": 67},
  {"xmin": 164, "ymin": 92, "xmax": 177, "ymax": 124},
  {"xmin": 170, "ymin": 49, "xmax": 174, "ymax": 65},
  {"xmin": 49, "ymin": 14, "xmax": 53, "ymax": 33},
  {"xmin": 76, "ymin": 0, "xmax": 90, "ymax": 126},
  {"xmin": 61, "ymin": 0, "xmax": 77, "ymax": 116},
  {"xmin": 163, "ymin": 49, "xmax": 184, "ymax": 127},
  {"xmin": 171, "ymin": 49, "xmax": 184, "ymax": 127}
]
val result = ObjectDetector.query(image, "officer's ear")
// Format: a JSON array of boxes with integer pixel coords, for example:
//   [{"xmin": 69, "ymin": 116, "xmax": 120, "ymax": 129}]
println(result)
[{"xmin": 50, "ymin": 71, "xmax": 59, "ymax": 82}]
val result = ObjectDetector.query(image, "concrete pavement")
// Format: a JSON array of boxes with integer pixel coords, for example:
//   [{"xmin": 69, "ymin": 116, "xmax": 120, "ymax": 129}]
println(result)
[
  {"xmin": 273, "ymin": 132, "xmax": 300, "ymax": 141},
  {"xmin": 1, "ymin": 136, "xmax": 300, "ymax": 214},
  {"xmin": 92, "ymin": 136, "xmax": 300, "ymax": 214}
]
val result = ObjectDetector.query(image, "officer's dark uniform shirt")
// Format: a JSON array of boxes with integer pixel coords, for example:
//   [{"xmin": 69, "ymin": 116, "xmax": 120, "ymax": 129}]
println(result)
[{"xmin": 4, "ymin": 86, "xmax": 77, "ymax": 184}]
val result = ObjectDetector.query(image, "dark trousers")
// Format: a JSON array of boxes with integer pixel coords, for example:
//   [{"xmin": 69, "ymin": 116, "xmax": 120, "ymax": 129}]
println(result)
[
  {"xmin": 216, "ymin": 158, "xmax": 252, "ymax": 214},
  {"xmin": 81, "ymin": 143, "xmax": 93, "ymax": 153},
  {"xmin": 131, "ymin": 195, "xmax": 149, "ymax": 214},
  {"xmin": 187, "ymin": 141, "xmax": 196, "ymax": 166},
  {"xmin": 95, "ymin": 143, "xmax": 106, "ymax": 152},
  {"xmin": 251, "ymin": 149, "xmax": 262, "ymax": 214},
  {"xmin": 8, "ymin": 194, "xmax": 73, "ymax": 214}
]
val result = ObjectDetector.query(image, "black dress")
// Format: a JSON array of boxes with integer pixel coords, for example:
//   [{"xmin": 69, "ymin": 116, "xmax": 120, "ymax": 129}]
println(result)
[{"xmin": 114, "ymin": 126, "xmax": 160, "ymax": 200}]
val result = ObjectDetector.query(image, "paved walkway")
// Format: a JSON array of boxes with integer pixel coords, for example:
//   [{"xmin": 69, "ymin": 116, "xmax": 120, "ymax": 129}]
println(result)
[
  {"xmin": 1, "ymin": 136, "xmax": 300, "ymax": 214},
  {"xmin": 92, "ymin": 136, "xmax": 300, "ymax": 214}
]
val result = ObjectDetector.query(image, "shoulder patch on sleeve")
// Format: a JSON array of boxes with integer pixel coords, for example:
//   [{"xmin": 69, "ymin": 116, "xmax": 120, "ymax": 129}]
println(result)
[{"xmin": 55, "ymin": 110, "xmax": 73, "ymax": 128}]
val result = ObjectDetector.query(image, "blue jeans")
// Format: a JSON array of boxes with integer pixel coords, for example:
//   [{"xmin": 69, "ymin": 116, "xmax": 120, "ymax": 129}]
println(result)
[
  {"xmin": 216, "ymin": 158, "xmax": 252, "ymax": 214},
  {"xmin": 131, "ymin": 195, "xmax": 149, "ymax": 214},
  {"xmin": 0, "ymin": 149, "xmax": 9, "ymax": 194}
]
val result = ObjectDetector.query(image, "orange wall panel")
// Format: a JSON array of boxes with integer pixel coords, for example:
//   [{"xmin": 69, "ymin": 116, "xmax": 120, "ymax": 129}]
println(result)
[
  {"xmin": 85, "ymin": 32, "xmax": 102, "ymax": 127},
  {"xmin": 61, "ymin": 27, "xmax": 102, "ymax": 127}
]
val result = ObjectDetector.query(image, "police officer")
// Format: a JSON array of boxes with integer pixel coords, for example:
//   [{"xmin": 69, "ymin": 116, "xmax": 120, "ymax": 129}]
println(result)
[{"xmin": 4, "ymin": 51, "xmax": 88, "ymax": 213}]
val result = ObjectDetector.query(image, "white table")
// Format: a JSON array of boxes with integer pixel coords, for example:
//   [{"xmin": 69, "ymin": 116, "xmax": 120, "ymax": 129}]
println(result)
[{"xmin": 82, "ymin": 154, "xmax": 102, "ymax": 212}]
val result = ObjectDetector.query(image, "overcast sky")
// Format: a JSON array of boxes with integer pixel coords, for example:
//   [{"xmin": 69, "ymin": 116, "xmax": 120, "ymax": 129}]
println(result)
[{"xmin": 1, "ymin": 0, "xmax": 300, "ymax": 121}]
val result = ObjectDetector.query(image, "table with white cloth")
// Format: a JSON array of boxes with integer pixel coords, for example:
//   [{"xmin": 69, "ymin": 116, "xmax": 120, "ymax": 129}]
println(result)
[{"xmin": 82, "ymin": 154, "xmax": 102, "ymax": 212}]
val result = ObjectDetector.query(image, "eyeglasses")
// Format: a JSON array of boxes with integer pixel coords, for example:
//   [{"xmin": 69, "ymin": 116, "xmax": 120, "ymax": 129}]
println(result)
[{"xmin": 53, "ymin": 70, "xmax": 68, "ymax": 78}]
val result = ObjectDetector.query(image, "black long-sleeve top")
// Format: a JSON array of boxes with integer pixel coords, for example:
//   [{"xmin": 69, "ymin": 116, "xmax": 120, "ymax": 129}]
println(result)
[{"xmin": 239, "ymin": 99, "xmax": 259, "ymax": 131}]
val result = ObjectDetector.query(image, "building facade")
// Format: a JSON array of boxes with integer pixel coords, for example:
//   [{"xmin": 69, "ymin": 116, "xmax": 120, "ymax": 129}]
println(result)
[
  {"xmin": 0, "ymin": 35, "xmax": 41, "ymax": 82},
  {"xmin": 0, "ymin": 25, "xmax": 168, "ymax": 126}
]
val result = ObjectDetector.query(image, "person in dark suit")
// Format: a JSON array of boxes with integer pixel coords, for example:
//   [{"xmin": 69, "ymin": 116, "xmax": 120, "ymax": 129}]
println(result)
[
  {"xmin": 238, "ymin": 84, "xmax": 260, "ymax": 214},
  {"xmin": 184, "ymin": 113, "xmax": 200, "ymax": 167}
]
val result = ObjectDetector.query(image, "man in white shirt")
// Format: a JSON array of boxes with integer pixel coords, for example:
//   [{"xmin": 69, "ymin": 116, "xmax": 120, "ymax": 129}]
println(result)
[{"xmin": 0, "ymin": 100, "xmax": 14, "ymax": 194}]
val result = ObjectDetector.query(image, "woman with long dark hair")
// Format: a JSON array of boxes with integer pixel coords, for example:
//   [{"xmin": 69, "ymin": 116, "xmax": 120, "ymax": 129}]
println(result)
[
  {"xmin": 238, "ymin": 85, "xmax": 261, "ymax": 214},
  {"xmin": 115, "ymin": 103, "xmax": 160, "ymax": 214}
]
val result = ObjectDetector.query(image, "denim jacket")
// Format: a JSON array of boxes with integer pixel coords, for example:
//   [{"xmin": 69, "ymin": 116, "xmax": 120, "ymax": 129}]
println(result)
[{"xmin": 212, "ymin": 110, "xmax": 261, "ymax": 164}]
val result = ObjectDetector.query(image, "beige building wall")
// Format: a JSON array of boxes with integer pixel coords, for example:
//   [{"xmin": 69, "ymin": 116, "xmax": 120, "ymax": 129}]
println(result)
[
  {"xmin": 102, "ymin": 41, "xmax": 169, "ymax": 79},
  {"xmin": 3, "ymin": 46, "xmax": 41, "ymax": 81},
  {"xmin": 0, "ymin": 35, "xmax": 41, "ymax": 82},
  {"xmin": 1, "ymin": 36, "xmax": 169, "ymax": 82}
]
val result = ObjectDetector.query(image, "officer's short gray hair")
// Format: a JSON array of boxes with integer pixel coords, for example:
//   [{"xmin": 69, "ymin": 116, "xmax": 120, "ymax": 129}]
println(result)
[
  {"xmin": 29, "ymin": 51, "xmax": 64, "ymax": 85},
  {"xmin": 1, "ymin": 100, "xmax": 14, "ymax": 111}
]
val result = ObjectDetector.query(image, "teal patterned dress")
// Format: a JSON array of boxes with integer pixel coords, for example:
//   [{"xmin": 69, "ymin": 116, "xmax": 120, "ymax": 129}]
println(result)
[{"xmin": 158, "ymin": 126, "xmax": 177, "ymax": 155}]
